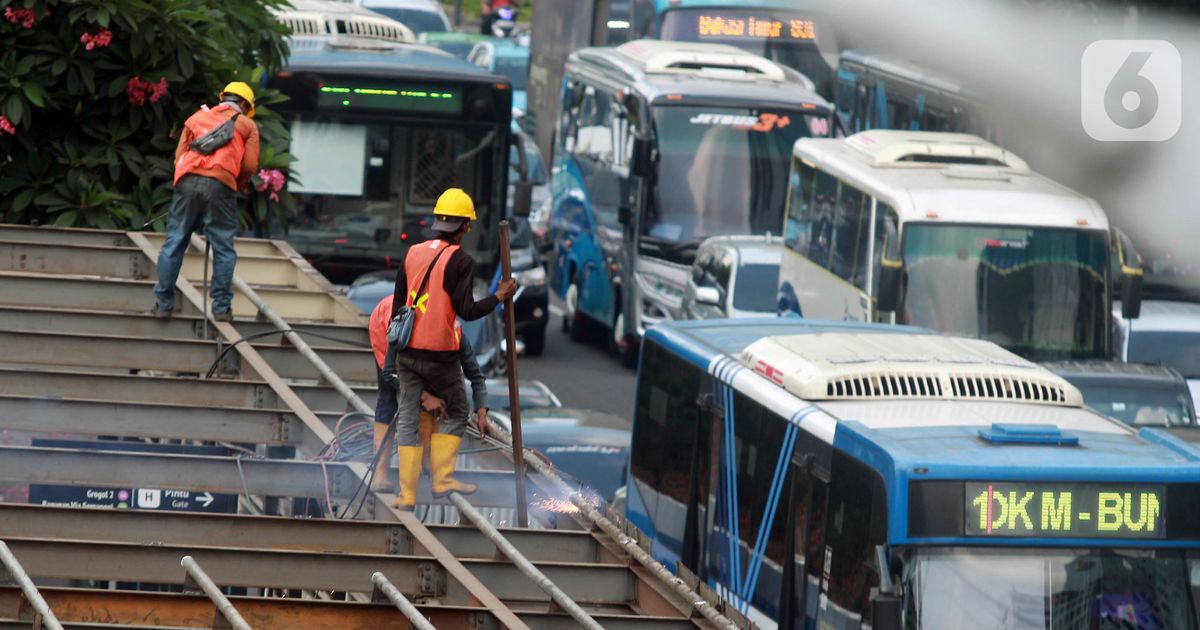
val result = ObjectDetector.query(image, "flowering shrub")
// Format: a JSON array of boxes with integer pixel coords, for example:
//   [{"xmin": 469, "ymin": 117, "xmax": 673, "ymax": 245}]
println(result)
[{"xmin": 0, "ymin": 0, "xmax": 296, "ymax": 233}]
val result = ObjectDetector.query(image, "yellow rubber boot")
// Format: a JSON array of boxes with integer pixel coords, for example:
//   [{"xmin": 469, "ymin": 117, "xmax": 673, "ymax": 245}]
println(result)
[
  {"xmin": 418, "ymin": 411, "xmax": 435, "ymax": 473},
  {"xmin": 431, "ymin": 434, "xmax": 476, "ymax": 496},
  {"xmin": 370, "ymin": 423, "xmax": 394, "ymax": 493},
  {"xmin": 392, "ymin": 445, "xmax": 423, "ymax": 511}
]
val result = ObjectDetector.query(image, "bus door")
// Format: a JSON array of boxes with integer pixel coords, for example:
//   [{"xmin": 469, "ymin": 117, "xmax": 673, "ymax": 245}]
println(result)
[{"xmin": 779, "ymin": 453, "xmax": 830, "ymax": 629}]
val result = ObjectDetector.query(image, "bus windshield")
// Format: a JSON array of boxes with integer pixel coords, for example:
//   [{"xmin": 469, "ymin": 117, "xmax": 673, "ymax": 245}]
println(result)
[
  {"xmin": 900, "ymin": 224, "xmax": 1109, "ymax": 361},
  {"xmin": 901, "ymin": 547, "xmax": 1198, "ymax": 630},
  {"xmin": 643, "ymin": 105, "xmax": 824, "ymax": 264},
  {"xmin": 659, "ymin": 8, "xmax": 834, "ymax": 96}
]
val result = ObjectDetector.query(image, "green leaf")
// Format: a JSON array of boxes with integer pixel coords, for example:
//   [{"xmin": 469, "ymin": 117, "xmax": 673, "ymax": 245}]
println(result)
[
  {"xmin": 21, "ymin": 83, "xmax": 45, "ymax": 108},
  {"xmin": 2, "ymin": 97, "xmax": 24, "ymax": 126},
  {"xmin": 15, "ymin": 56, "xmax": 35, "ymax": 77},
  {"xmin": 176, "ymin": 48, "xmax": 194, "ymax": 78},
  {"xmin": 12, "ymin": 189, "xmax": 34, "ymax": 212},
  {"xmin": 50, "ymin": 58, "xmax": 68, "ymax": 76},
  {"xmin": 53, "ymin": 210, "xmax": 78, "ymax": 227}
]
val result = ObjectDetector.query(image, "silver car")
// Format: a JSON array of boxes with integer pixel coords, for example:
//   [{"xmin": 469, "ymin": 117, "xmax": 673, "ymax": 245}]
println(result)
[
  {"xmin": 681, "ymin": 236, "xmax": 782, "ymax": 320},
  {"xmin": 1114, "ymin": 299, "xmax": 1200, "ymax": 410}
]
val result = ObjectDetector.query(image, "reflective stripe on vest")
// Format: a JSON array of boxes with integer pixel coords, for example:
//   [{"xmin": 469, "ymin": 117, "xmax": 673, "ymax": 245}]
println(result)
[
  {"xmin": 404, "ymin": 240, "xmax": 461, "ymax": 352},
  {"xmin": 173, "ymin": 104, "xmax": 247, "ymax": 186}
]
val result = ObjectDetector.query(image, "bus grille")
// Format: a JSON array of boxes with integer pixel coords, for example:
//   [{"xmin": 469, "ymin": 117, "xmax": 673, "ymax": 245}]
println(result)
[{"xmin": 825, "ymin": 373, "xmax": 1067, "ymax": 403}]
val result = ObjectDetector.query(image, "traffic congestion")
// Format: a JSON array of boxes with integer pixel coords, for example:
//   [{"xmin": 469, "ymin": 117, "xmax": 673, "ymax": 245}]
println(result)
[{"xmin": 4, "ymin": 0, "xmax": 1200, "ymax": 627}]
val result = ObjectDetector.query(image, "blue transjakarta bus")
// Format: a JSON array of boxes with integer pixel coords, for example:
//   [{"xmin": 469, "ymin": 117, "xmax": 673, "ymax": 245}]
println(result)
[
  {"xmin": 548, "ymin": 40, "xmax": 832, "ymax": 365},
  {"xmin": 627, "ymin": 318, "xmax": 1200, "ymax": 628},
  {"xmin": 628, "ymin": 0, "xmax": 839, "ymax": 98},
  {"xmin": 269, "ymin": 1, "xmax": 519, "ymax": 284}
]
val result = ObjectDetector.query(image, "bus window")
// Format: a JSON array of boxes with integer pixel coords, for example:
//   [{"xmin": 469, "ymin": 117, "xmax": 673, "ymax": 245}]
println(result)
[
  {"xmin": 886, "ymin": 95, "xmax": 919, "ymax": 131},
  {"xmin": 631, "ymin": 340, "xmax": 705, "ymax": 530},
  {"xmin": 808, "ymin": 170, "xmax": 839, "ymax": 268},
  {"xmin": 829, "ymin": 182, "xmax": 870, "ymax": 288},
  {"xmin": 818, "ymin": 451, "xmax": 886, "ymax": 625},
  {"xmin": 575, "ymin": 86, "xmax": 614, "ymax": 161},
  {"xmin": 784, "ymin": 158, "xmax": 817, "ymax": 254},
  {"xmin": 870, "ymin": 202, "xmax": 899, "ymax": 296},
  {"xmin": 559, "ymin": 82, "xmax": 587, "ymax": 154}
]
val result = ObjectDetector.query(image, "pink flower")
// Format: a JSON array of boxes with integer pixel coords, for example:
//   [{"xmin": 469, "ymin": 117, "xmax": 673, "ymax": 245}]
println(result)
[
  {"xmin": 80, "ymin": 28, "xmax": 112, "ymax": 51},
  {"xmin": 148, "ymin": 77, "xmax": 169, "ymax": 103},
  {"xmin": 125, "ymin": 76, "xmax": 149, "ymax": 106},
  {"xmin": 255, "ymin": 168, "xmax": 285, "ymax": 202},
  {"xmin": 4, "ymin": 7, "xmax": 36, "ymax": 28},
  {"xmin": 0, "ymin": 115, "xmax": 15, "ymax": 136}
]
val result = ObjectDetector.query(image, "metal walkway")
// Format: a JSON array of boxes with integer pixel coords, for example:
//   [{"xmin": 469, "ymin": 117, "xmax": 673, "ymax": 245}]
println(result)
[{"xmin": 0, "ymin": 225, "xmax": 748, "ymax": 629}]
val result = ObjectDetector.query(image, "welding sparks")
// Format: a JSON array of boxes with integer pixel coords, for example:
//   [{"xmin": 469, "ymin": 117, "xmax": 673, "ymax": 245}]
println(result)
[{"xmin": 530, "ymin": 489, "xmax": 602, "ymax": 515}]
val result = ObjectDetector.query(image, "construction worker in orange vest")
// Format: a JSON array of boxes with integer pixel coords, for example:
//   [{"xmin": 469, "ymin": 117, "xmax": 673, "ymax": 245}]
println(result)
[
  {"xmin": 367, "ymin": 294, "xmax": 489, "ymax": 493},
  {"xmin": 387, "ymin": 188, "xmax": 516, "ymax": 510},
  {"xmin": 153, "ymin": 82, "xmax": 260, "ymax": 321}
]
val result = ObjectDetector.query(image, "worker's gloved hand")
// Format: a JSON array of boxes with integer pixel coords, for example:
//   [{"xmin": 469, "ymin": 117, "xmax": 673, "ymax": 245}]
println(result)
[
  {"xmin": 475, "ymin": 408, "xmax": 490, "ymax": 436},
  {"xmin": 420, "ymin": 391, "xmax": 445, "ymax": 414},
  {"xmin": 495, "ymin": 278, "xmax": 518, "ymax": 302}
]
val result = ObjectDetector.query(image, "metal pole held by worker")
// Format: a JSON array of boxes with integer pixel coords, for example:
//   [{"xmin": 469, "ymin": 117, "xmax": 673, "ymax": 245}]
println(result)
[{"xmin": 498, "ymin": 220, "xmax": 529, "ymax": 527}]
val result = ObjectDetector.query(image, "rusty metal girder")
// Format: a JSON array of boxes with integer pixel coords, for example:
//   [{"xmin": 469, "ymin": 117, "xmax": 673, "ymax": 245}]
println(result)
[
  {"xmin": 0, "ymin": 394, "xmax": 298, "ymax": 446},
  {"xmin": 0, "ymin": 504, "xmax": 604, "ymax": 564},
  {"xmin": 0, "ymin": 537, "xmax": 636, "ymax": 607}
]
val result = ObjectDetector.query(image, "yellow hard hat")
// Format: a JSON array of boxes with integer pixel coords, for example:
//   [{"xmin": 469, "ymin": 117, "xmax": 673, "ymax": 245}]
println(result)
[
  {"xmin": 432, "ymin": 188, "xmax": 477, "ymax": 231},
  {"xmin": 219, "ymin": 81, "xmax": 256, "ymax": 118}
]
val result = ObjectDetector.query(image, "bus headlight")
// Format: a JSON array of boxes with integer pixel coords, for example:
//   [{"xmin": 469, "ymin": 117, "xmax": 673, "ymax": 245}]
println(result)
[{"xmin": 515, "ymin": 265, "xmax": 545, "ymax": 287}]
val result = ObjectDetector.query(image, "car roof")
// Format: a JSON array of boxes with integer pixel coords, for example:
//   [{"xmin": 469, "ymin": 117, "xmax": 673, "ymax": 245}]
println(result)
[
  {"xmin": 1043, "ymin": 360, "xmax": 1188, "ymax": 385},
  {"xmin": 1127, "ymin": 300, "xmax": 1200, "ymax": 333},
  {"xmin": 700, "ymin": 236, "xmax": 783, "ymax": 266}
]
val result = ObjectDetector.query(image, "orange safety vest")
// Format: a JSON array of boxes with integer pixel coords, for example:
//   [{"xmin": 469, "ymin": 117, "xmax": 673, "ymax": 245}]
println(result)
[
  {"xmin": 404, "ymin": 240, "xmax": 461, "ymax": 352},
  {"xmin": 173, "ymin": 104, "xmax": 247, "ymax": 186},
  {"xmin": 368, "ymin": 295, "xmax": 395, "ymax": 368}
]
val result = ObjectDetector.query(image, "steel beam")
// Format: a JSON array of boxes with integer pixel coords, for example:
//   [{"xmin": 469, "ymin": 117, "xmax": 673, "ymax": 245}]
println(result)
[
  {"xmin": 139, "ymin": 230, "xmax": 288, "ymax": 258},
  {"xmin": 0, "ymin": 586, "xmax": 695, "ymax": 630},
  {"xmin": 0, "ymin": 445, "xmax": 520, "ymax": 508},
  {"xmin": 0, "ymin": 329, "xmax": 374, "ymax": 385},
  {"xmin": 0, "ymin": 367, "xmax": 372, "ymax": 414},
  {"xmin": 0, "ymin": 240, "xmax": 150, "ymax": 279},
  {"xmin": 0, "ymin": 395, "xmax": 298, "ymax": 445},
  {"xmin": 0, "ymin": 271, "xmax": 351, "ymax": 323},
  {"xmin": 1, "ymin": 538, "xmax": 637, "ymax": 606},
  {"xmin": 0, "ymin": 504, "xmax": 604, "ymax": 563},
  {"xmin": 0, "ymin": 225, "xmax": 129, "ymax": 247}
]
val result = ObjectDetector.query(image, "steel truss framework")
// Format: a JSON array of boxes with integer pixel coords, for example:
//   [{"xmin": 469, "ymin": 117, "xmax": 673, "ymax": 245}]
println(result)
[{"xmin": 0, "ymin": 224, "xmax": 747, "ymax": 629}]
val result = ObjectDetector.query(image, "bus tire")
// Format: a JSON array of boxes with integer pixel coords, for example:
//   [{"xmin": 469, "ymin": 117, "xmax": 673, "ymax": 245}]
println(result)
[
  {"xmin": 610, "ymin": 312, "xmax": 639, "ymax": 369},
  {"xmin": 565, "ymin": 279, "xmax": 593, "ymax": 343}
]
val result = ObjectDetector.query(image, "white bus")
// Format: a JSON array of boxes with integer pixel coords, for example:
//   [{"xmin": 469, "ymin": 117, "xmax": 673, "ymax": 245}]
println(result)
[{"xmin": 778, "ymin": 130, "xmax": 1143, "ymax": 362}]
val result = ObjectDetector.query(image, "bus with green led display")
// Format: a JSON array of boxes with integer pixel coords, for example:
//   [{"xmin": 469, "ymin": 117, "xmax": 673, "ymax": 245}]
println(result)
[
  {"xmin": 627, "ymin": 317, "xmax": 1200, "ymax": 629},
  {"xmin": 269, "ymin": 2, "xmax": 515, "ymax": 284}
]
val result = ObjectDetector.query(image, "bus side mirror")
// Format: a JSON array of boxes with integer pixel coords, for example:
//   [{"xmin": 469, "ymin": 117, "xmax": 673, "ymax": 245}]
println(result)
[
  {"xmin": 1114, "ymin": 228, "xmax": 1142, "ymax": 320},
  {"xmin": 513, "ymin": 181, "xmax": 534, "ymax": 218},
  {"xmin": 877, "ymin": 262, "xmax": 902, "ymax": 312},
  {"xmin": 618, "ymin": 203, "xmax": 633, "ymax": 226},
  {"xmin": 871, "ymin": 593, "xmax": 902, "ymax": 630},
  {"xmin": 631, "ymin": 137, "xmax": 652, "ymax": 178},
  {"xmin": 694, "ymin": 285, "xmax": 721, "ymax": 306},
  {"xmin": 876, "ymin": 218, "xmax": 902, "ymax": 312}
]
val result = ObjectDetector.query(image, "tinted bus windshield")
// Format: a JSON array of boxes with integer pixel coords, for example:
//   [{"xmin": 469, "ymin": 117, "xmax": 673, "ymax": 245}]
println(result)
[
  {"xmin": 272, "ymin": 61, "xmax": 510, "ymax": 283},
  {"xmin": 902, "ymin": 547, "xmax": 1198, "ymax": 630},
  {"xmin": 900, "ymin": 224, "xmax": 1109, "ymax": 361},
  {"xmin": 644, "ymin": 105, "xmax": 827, "ymax": 263},
  {"xmin": 659, "ymin": 7, "xmax": 834, "ymax": 96},
  {"xmin": 368, "ymin": 7, "xmax": 448, "ymax": 34}
]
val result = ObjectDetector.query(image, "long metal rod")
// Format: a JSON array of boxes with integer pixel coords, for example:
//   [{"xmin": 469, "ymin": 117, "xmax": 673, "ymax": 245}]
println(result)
[
  {"xmin": 0, "ymin": 541, "xmax": 63, "ymax": 630},
  {"xmin": 192, "ymin": 234, "xmax": 375, "ymax": 417},
  {"xmin": 370, "ymin": 572, "xmax": 437, "ymax": 630},
  {"xmin": 498, "ymin": 220, "xmax": 529, "ymax": 527},
  {"xmin": 180, "ymin": 556, "xmax": 251, "ymax": 630},
  {"xmin": 487, "ymin": 426, "xmax": 740, "ymax": 630},
  {"xmin": 449, "ymin": 493, "xmax": 603, "ymax": 630}
]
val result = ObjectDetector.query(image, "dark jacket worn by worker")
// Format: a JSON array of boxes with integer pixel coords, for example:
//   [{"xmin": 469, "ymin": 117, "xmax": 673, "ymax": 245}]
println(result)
[{"xmin": 391, "ymin": 237, "xmax": 498, "ymax": 361}]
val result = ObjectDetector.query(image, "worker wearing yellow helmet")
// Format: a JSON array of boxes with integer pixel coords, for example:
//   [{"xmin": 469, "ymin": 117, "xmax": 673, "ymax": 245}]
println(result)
[
  {"xmin": 152, "ymin": 81, "xmax": 260, "ymax": 322},
  {"xmin": 378, "ymin": 188, "xmax": 517, "ymax": 510}
]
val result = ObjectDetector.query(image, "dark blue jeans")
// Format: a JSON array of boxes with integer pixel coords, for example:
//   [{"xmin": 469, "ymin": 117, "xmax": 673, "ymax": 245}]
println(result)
[
  {"xmin": 375, "ymin": 365, "xmax": 398, "ymax": 426},
  {"xmin": 153, "ymin": 174, "xmax": 238, "ymax": 314}
]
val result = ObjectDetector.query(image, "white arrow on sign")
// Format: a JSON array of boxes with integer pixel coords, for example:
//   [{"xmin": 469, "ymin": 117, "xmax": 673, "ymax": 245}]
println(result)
[{"xmin": 196, "ymin": 492, "xmax": 214, "ymax": 508}]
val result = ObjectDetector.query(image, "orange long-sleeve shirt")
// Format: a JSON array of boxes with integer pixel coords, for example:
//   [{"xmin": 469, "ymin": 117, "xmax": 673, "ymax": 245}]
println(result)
[{"xmin": 174, "ymin": 108, "xmax": 260, "ymax": 192}]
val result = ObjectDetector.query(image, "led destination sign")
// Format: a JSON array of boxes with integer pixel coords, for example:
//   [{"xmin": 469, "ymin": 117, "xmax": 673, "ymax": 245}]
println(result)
[
  {"xmin": 964, "ymin": 482, "xmax": 1165, "ymax": 539},
  {"xmin": 317, "ymin": 84, "xmax": 463, "ymax": 115},
  {"xmin": 685, "ymin": 12, "xmax": 816, "ymax": 43}
]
